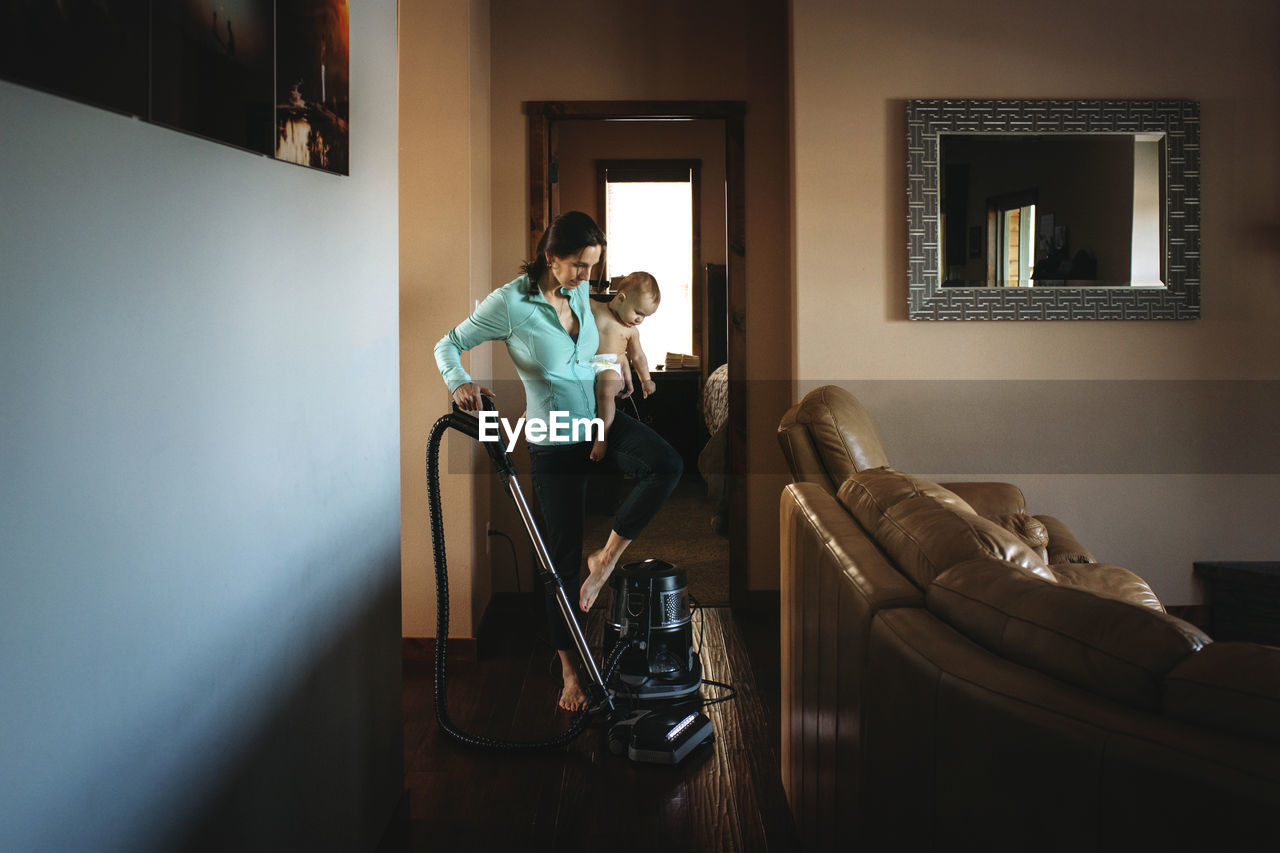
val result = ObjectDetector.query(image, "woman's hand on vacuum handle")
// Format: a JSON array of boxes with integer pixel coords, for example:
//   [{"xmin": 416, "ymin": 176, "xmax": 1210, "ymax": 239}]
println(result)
[{"xmin": 452, "ymin": 382, "xmax": 494, "ymax": 411}]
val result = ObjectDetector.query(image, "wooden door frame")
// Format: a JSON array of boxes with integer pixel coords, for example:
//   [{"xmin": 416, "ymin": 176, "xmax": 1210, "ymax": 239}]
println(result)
[{"xmin": 524, "ymin": 100, "xmax": 749, "ymax": 607}]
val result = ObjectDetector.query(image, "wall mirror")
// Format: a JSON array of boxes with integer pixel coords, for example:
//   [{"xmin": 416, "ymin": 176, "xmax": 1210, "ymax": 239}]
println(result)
[{"xmin": 907, "ymin": 99, "xmax": 1199, "ymax": 320}]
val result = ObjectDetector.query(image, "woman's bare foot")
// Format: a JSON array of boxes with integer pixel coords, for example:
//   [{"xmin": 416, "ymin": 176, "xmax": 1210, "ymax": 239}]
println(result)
[
  {"xmin": 589, "ymin": 437, "xmax": 607, "ymax": 461},
  {"xmin": 558, "ymin": 674, "xmax": 587, "ymax": 711},
  {"xmin": 580, "ymin": 531, "xmax": 633, "ymax": 612},
  {"xmin": 580, "ymin": 548, "xmax": 616, "ymax": 612},
  {"xmin": 557, "ymin": 651, "xmax": 587, "ymax": 711}
]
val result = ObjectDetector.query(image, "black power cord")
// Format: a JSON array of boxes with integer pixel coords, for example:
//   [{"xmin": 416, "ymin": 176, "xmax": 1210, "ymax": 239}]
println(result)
[
  {"xmin": 486, "ymin": 528, "xmax": 521, "ymax": 594},
  {"xmin": 687, "ymin": 594, "xmax": 738, "ymax": 707},
  {"xmin": 427, "ymin": 414, "xmax": 591, "ymax": 750}
]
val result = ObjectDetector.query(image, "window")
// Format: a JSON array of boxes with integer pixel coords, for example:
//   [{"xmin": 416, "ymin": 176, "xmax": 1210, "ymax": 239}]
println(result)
[
  {"xmin": 597, "ymin": 160, "xmax": 701, "ymax": 368},
  {"xmin": 986, "ymin": 189, "xmax": 1037, "ymax": 287}
]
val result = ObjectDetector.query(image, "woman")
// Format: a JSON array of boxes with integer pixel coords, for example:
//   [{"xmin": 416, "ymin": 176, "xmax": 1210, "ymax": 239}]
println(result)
[{"xmin": 434, "ymin": 211, "xmax": 683, "ymax": 712}]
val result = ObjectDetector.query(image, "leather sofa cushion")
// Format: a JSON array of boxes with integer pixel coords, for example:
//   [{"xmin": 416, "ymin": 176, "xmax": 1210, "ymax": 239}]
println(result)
[
  {"xmin": 1166, "ymin": 642, "xmax": 1280, "ymax": 743},
  {"xmin": 839, "ymin": 468, "xmax": 1055, "ymax": 589},
  {"xmin": 1052, "ymin": 562, "xmax": 1165, "ymax": 612},
  {"xmin": 928, "ymin": 557, "xmax": 1211, "ymax": 711}
]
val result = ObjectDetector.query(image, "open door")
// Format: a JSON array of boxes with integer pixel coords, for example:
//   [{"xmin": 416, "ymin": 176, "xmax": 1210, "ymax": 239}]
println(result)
[{"xmin": 525, "ymin": 100, "xmax": 748, "ymax": 606}]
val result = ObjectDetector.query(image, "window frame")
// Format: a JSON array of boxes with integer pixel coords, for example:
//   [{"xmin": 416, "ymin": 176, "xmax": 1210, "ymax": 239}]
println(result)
[{"xmin": 595, "ymin": 159, "xmax": 703, "ymax": 361}]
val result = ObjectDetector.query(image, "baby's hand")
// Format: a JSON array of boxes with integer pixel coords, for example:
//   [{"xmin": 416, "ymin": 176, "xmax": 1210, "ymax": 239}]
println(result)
[{"xmin": 642, "ymin": 379, "xmax": 657, "ymax": 398}]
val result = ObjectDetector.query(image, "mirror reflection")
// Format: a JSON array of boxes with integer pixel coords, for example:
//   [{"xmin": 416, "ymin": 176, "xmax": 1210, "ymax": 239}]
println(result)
[{"xmin": 940, "ymin": 133, "xmax": 1165, "ymax": 288}]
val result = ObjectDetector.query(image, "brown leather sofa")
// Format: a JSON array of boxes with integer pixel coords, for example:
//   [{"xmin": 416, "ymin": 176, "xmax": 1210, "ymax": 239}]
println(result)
[{"xmin": 777, "ymin": 385, "xmax": 1280, "ymax": 852}]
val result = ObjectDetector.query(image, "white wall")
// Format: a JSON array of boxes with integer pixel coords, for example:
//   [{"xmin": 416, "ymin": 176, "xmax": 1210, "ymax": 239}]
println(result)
[{"xmin": 0, "ymin": 5, "xmax": 402, "ymax": 850}]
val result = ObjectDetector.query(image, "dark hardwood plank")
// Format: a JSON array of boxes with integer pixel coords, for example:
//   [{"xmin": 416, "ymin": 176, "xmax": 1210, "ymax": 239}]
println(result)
[{"xmin": 387, "ymin": 598, "xmax": 798, "ymax": 852}]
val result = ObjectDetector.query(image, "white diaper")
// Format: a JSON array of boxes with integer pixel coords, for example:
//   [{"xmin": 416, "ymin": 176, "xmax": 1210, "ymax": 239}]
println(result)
[{"xmin": 591, "ymin": 353, "xmax": 624, "ymax": 378}]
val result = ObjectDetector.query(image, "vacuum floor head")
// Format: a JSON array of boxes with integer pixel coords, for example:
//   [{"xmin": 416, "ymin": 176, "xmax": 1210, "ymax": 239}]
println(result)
[{"xmin": 607, "ymin": 709, "xmax": 715, "ymax": 765}]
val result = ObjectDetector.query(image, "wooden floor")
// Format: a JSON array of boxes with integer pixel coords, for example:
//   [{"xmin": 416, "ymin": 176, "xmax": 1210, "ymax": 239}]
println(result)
[{"xmin": 382, "ymin": 596, "xmax": 797, "ymax": 852}]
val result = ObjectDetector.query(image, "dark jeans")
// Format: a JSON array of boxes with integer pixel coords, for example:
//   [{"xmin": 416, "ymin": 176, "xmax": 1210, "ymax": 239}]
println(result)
[{"xmin": 527, "ymin": 410, "xmax": 683, "ymax": 650}]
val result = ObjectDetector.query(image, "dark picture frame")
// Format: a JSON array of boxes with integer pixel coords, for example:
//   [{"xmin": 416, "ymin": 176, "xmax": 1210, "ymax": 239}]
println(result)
[
  {"xmin": 0, "ymin": 0, "xmax": 149, "ymax": 117},
  {"xmin": 907, "ymin": 99, "xmax": 1200, "ymax": 320},
  {"xmin": 150, "ymin": 0, "xmax": 277, "ymax": 156},
  {"xmin": 274, "ymin": 0, "xmax": 350, "ymax": 175},
  {"xmin": 0, "ymin": 0, "xmax": 350, "ymax": 175}
]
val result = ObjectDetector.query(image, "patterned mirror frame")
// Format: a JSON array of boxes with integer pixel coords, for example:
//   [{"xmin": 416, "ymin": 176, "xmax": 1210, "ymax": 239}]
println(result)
[{"xmin": 907, "ymin": 99, "xmax": 1200, "ymax": 320}]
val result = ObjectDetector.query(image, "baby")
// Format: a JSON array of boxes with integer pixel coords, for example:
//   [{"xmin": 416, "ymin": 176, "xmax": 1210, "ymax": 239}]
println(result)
[{"xmin": 588, "ymin": 271, "xmax": 660, "ymax": 461}]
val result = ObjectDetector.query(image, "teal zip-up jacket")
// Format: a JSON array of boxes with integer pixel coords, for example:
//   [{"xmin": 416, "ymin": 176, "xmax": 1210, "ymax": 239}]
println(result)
[{"xmin": 434, "ymin": 274, "xmax": 599, "ymax": 445}]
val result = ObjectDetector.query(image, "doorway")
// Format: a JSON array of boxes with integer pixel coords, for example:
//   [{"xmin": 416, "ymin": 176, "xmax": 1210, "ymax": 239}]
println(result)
[{"xmin": 525, "ymin": 100, "xmax": 747, "ymax": 606}]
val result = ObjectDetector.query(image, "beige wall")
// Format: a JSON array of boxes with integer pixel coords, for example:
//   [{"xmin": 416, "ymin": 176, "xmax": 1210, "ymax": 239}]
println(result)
[
  {"xmin": 400, "ymin": 0, "xmax": 492, "ymax": 637},
  {"xmin": 792, "ymin": 0, "xmax": 1280, "ymax": 601},
  {"xmin": 555, "ymin": 119, "xmax": 728, "ymax": 270}
]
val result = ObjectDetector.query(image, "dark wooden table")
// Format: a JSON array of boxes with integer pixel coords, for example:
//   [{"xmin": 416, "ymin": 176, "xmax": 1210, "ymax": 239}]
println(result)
[
  {"xmin": 625, "ymin": 367, "xmax": 707, "ymax": 476},
  {"xmin": 1193, "ymin": 561, "xmax": 1280, "ymax": 644}
]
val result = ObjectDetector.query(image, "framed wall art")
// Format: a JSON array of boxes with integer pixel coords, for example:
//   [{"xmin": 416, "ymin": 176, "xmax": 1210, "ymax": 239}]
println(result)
[{"xmin": 0, "ymin": 0, "xmax": 350, "ymax": 175}]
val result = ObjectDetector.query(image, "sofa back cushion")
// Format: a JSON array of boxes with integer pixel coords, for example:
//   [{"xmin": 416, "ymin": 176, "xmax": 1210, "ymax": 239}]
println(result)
[
  {"xmin": 928, "ymin": 557, "xmax": 1211, "ymax": 710},
  {"xmin": 838, "ymin": 468, "xmax": 1055, "ymax": 589}
]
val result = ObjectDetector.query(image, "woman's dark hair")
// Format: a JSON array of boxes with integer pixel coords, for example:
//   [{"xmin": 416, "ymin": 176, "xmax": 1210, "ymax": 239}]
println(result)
[{"xmin": 521, "ymin": 210, "xmax": 606, "ymax": 290}]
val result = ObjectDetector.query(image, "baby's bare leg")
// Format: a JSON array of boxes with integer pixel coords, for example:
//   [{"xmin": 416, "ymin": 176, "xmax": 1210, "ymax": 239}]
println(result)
[{"xmin": 590, "ymin": 372, "xmax": 622, "ymax": 461}]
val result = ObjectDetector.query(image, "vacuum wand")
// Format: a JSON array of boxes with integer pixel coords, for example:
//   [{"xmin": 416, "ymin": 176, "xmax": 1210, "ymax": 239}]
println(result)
[
  {"xmin": 448, "ymin": 399, "xmax": 614, "ymax": 716},
  {"xmin": 503, "ymin": 466, "xmax": 615, "ymax": 715}
]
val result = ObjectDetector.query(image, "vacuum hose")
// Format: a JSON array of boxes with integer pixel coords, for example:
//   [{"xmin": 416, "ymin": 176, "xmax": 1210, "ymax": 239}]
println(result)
[{"xmin": 427, "ymin": 413, "xmax": 634, "ymax": 750}]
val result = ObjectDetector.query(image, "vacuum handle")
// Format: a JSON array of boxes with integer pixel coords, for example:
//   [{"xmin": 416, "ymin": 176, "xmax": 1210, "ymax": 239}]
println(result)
[
  {"xmin": 449, "ymin": 395, "xmax": 516, "ymax": 481},
  {"xmin": 447, "ymin": 393, "xmax": 496, "ymax": 439}
]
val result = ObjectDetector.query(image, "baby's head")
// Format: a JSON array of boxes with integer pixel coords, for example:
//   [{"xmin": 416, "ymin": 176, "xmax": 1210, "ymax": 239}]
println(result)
[{"xmin": 611, "ymin": 272, "xmax": 660, "ymax": 327}]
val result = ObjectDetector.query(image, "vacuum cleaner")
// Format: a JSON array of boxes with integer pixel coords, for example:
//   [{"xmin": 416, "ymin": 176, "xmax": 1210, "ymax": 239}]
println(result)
[
  {"xmin": 426, "ymin": 397, "xmax": 715, "ymax": 765},
  {"xmin": 604, "ymin": 558, "xmax": 703, "ymax": 701}
]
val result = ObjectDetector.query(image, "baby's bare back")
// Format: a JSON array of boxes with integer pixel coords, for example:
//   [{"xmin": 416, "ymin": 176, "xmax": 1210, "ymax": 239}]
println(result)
[{"xmin": 591, "ymin": 300, "xmax": 633, "ymax": 356}]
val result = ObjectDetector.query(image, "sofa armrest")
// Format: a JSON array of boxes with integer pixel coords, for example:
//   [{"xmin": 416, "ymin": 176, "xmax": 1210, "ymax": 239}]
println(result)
[
  {"xmin": 778, "ymin": 386, "xmax": 891, "ymax": 493},
  {"xmin": 1034, "ymin": 514, "xmax": 1096, "ymax": 564},
  {"xmin": 782, "ymin": 482, "xmax": 923, "ymax": 611},
  {"xmin": 778, "ymin": 409, "xmax": 838, "ymax": 493},
  {"xmin": 780, "ymin": 481, "xmax": 924, "ymax": 828},
  {"xmin": 941, "ymin": 482, "xmax": 1052, "ymax": 561},
  {"xmin": 939, "ymin": 481, "xmax": 1026, "ymax": 520}
]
